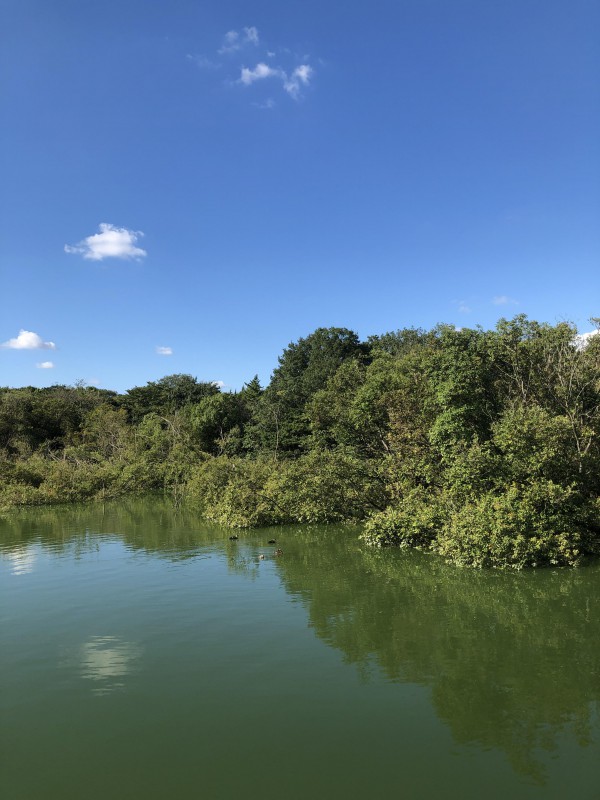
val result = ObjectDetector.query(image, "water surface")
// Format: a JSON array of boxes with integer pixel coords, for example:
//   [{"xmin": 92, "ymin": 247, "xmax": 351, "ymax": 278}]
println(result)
[{"xmin": 1, "ymin": 499, "xmax": 599, "ymax": 799}]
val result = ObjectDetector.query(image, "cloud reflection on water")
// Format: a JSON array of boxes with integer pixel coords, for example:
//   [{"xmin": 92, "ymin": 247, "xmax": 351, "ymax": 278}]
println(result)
[
  {"xmin": 80, "ymin": 636, "xmax": 142, "ymax": 695},
  {"xmin": 2, "ymin": 545, "xmax": 37, "ymax": 575}
]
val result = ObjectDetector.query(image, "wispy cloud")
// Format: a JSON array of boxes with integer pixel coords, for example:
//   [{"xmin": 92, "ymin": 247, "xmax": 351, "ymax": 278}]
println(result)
[
  {"xmin": 36, "ymin": 361, "xmax": 54, "ymax": 369},
  {"xmin": 65, "ymin": 223, "xmax": 147, "ymax": 261},
  {"xmin": 253, "ymin": 98, "xmax": 276, "ymax": 110},
  {"xmin": 186, "ymin": 53, "xmax": 220, "ymax": 70},
  {"xmin": 2, "ymin": 330, "xmax": 56, "ymax": 350},
  {"xmin": 458, "ymin": 301, "xmax": 471, "ymax": 314},
  {"xmin": 492, "ymin": 295, "xmax": 519, "ymax": 306},
  {"xmin": 244, "ymin": 26, "xmax": 259, "ymax": 45},
  {"xmin": 219, "ymin": 26, "xmax": 259, "ymax": 54},
  {"xmin": 239, "ymin": 62, "xmax": 313, "ymax": 100},
  {"xmin": 156, "ymin": 346, "xmax": 173, "ymax": 355},
  {"xmin": 188, "ymin": 26, "xmax": 317, "ymax": 104},
  {"xmin": 219, "ymin": 30, "xmax": 240, "ymax": 54},
  {"xmin": 283, "ymin": 64, "xmax": 313, "ymax": 98}
]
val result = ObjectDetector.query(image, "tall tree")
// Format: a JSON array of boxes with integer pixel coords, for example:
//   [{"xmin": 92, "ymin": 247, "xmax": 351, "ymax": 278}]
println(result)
[{"xmin": 257, "ymin": 328, "xmax": 367, "ymax": 455}]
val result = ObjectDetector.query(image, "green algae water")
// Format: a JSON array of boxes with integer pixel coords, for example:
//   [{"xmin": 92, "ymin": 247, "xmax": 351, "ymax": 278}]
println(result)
[{"xmin": 1, "ymin": 499, "xmax": 599, "ymax": 800}]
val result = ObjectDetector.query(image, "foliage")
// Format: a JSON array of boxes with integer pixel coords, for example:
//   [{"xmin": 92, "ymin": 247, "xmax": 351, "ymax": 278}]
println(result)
[
  {"xmin": 1, "ymin": 316, "xmax": 599, "ymax": 568},
  {"xmin": 187, "ymin": 450, "xmax": 387, "ymax": 528},
  {"xmin": 186, "ymin": 457, "xmax": 283, "ymax": 527},
  {"xmin": 253, "ymin": 327, "xmax": 367, "ymax": 454},
  {"xmin": 0, "ymin": 384, "xmax": 116, "ymax": 456},
  {"xmin": 268, "ymin": 450, "xmax": 387, "ymax": 524},
  {"xmin": 436, "ymin": 481, "xmax": 600, "ymax": 569},
  {"xmin": 361, "ymin": 488, "xmax": 448, "ymax": 549},
  {"xmin": 122, "ymin": 374, "xmax": 220, "ymax": 423}
]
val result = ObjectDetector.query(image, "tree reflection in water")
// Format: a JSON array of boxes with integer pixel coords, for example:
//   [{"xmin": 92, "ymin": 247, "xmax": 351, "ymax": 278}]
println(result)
[
  {"xmin": 272, "ymin": 527, "xmax": 600, "ymax": 784},
  {"xmin": 2, "ymin": 499, "xmax": 598, "ymax": 784}
]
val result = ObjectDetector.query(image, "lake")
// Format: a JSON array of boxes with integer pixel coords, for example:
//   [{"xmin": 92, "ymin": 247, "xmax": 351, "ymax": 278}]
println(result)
[{"xmin": 1, "ymin": 498, "xmax": 599, "ymax": 799}]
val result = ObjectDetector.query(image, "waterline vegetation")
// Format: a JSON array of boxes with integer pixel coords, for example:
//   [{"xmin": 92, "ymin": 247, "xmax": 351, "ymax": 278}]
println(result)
[{"xmin": 1, "ymin": 316, "xmax": 599, "ymax": 568}]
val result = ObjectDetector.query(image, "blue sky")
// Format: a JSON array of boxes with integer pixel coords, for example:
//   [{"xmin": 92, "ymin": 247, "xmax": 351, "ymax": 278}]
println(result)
[{"xmin": 1, "ymin": 0, "xmax": 598, "ymax": 392}]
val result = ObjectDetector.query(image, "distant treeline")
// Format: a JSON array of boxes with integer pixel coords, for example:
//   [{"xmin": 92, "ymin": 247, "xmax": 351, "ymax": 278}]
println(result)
[{"xmin": 2, "ymin": 316, "xmax": 599, "ymax": 568}]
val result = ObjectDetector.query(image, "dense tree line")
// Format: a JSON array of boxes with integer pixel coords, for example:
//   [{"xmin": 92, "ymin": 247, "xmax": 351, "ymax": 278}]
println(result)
[{"xmin": 1, "ymin": 316, "xmax": 599, "ymax": 567}]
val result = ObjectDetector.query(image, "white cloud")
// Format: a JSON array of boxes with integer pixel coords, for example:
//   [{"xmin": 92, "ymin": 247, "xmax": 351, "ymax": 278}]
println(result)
[
  {"xmin": 212, "ymin": 380, "xmax": 225, "ymax": 389},
  {"xmin": 36, "ymin": 361, "xmax": 55, "ymax": 369},
  {"xmin": 576, "ymin": 330, "xmax": 599, "ymax": 349},
  {"xmin": 189, "ymin": 27, "xmax": 316, "ymax": 104},
  {"xmin": 240, "ymin": 62, "xmax": 281, "ymax": 85},
  {"xmin": 283, "ymin": 64, "xmax": 313, "ymax": 98},
  {"xmin": 156, "ymin": 346, "xmax": 173, "ymax": 355},
  {"xmin": 240, "ymin": 62, "xmax": 313, "ymax": 99},
  {"xmin": 65, "ymin": 223, "xmax": 147, "ymax": 261},
  {"xmin": 219, "ymin": 26, "xmax": 259, "ymax": 54},
  {"xmin": 2, "ymin": 330, "xmax": 56, "ymax": 350},
  {"xmin": 295, "ymin": 64, "xmax": 312, "ymax": 83},
  {"xmin": 458, "ymin": 302, "xmax": 471, "ymax": 314},
  {"xmin": 493, "ymin": 295, "xmax": 519, "ymax": 306}
]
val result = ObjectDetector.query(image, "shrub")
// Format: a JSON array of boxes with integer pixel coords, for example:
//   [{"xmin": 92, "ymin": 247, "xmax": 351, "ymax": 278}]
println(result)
[
  {"xmin": 435, "ymin": 480, "xmax": 600, "ymax": 569},
  {"xmin": 186, "ymin": 451, "xmax": 387, "ymax": 528},
  {"xmin": 361, "ymin": 489, "xmax": 448, "ymax": 548},
  {"xmin": 186, "ymin": 457, "xmax": 283, "ymax": 527},
  {"xmin": 274, "ymin": 451, "xmax": 386, "ymax": 524}
]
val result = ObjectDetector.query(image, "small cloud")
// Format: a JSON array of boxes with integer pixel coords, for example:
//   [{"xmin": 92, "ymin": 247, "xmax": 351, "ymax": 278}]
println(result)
[
  {"xmin": 458, "ymin": 302, "xmax": 471, "ymax": 314},
  {"xmin": 253, "ymin": 98, "xmax": 276, "ymax": 110},
  {"xmin": 2, "ymin": 329, "xmax": 56, "ymax": 350},
  {"xmin": 65, "ymin": 223, "xmax": 147, "ymax": 261},
  {"xmin": 190, "ymin": 28, "xmax": 316, "ymax": 104},
  {"xmin": 219, "ymin": 30, "xmax": 240, "ymax": 54},
  {"xmin": 283, "ymin": 64, "xmax": 313, "ymax": 98},
  {"xmin": 239, "ymin": 62, "xmax": 313, "ymax": 100},
  {"xmin": 240, "ymin": 62, "xmax": 281, "ymax": 86},
  {"xmin": 493, "ymin": 295, "xmax": 519, "ymax": 306},
  {"xmin": 36, "ymin": 361, "xmax": 55, "ymax": 369},
  {"xmin": 244, "ymin": 26, "xmax": 259, "ymax": 45},
  {"xmin": 186, "ymin": 53, "xmax": 220, "ymax": 70},
  {"xmin": 219, "ymin": 26, "xmax": 259, "ymax": 54},
  {"xmin": 156, "ymin": 346, "xmax": 173, "ymax": 356},
  {"xmin": 212, "ymin": 380, "xmax": 225, "ymax": 389}
]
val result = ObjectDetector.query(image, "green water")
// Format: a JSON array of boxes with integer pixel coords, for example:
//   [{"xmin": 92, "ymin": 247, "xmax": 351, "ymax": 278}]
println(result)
[{"xmin": 1, "ymin": 499, "xmax": 599, "ymax": 800}]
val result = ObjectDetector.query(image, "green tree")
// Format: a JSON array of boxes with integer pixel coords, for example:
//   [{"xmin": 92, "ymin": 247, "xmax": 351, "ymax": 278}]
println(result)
[
  {"xmin": 123, "ymin": 374, "xmax": 220, "ymax": 423},
  {"xmin": 257, "ymin": 327, "xmax": 367, "ymax": 455}
]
